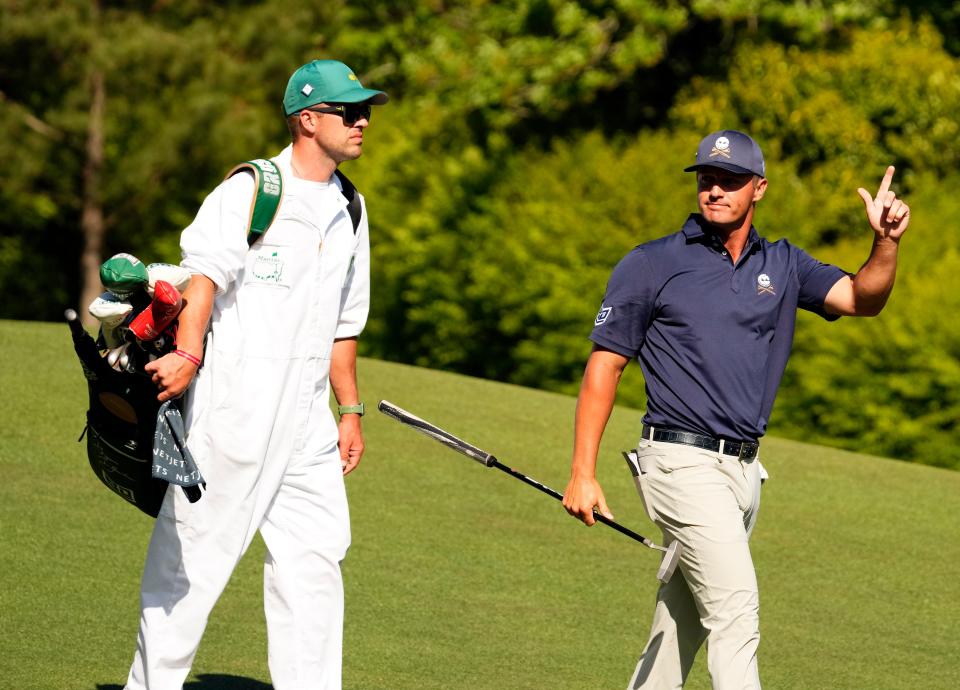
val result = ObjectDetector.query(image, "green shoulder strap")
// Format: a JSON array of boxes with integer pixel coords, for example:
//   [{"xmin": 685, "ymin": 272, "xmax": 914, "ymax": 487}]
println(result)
[
  {"xmin": 225, "ymin": 160, "xmax": 363, "ymax": 246},
  {"xmin": 224, "ymin": 159, "xmax": 283, "ymax": 247}
]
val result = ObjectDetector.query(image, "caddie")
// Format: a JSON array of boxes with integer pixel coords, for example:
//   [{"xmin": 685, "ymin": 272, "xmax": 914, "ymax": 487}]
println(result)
[
  {"xmin": 125, "ymin": 59, "xmax": 387, "ymax": 690},
  {"xmin": 562, "ymin": 130, "xmax": 909, "ymax": 689}
]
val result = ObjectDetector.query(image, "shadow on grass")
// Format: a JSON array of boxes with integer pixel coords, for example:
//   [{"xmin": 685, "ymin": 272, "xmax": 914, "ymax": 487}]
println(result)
[{"xmin": 98, "ymin": 674, "xmax": 271, "ymax": 689}]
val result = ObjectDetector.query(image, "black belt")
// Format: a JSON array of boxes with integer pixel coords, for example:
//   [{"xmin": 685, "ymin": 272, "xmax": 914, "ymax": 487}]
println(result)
[{"xmin": 642, "ymin": 425, "xmax": 758, "ymax": 461}]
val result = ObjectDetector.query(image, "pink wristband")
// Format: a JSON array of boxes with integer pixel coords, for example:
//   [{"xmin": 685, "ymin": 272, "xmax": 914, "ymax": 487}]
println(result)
[{"xmin": 173, "ymin": 349, "xmax": 202, "ymax": 367}]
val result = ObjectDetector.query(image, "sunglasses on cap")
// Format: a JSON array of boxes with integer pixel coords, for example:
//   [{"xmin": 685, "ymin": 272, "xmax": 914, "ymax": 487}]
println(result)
[{"xmin": 304, "ymin": 103, "xmax": 372, "ymax": 125}]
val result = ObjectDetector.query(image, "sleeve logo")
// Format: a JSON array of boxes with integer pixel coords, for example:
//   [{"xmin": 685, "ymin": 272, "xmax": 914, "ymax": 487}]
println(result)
[{"xmin": 595, "ymin": 306, "xmax": 612, "ymax": 325}]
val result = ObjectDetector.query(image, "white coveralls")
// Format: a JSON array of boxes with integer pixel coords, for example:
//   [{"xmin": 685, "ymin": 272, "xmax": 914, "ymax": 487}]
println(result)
[{"xmin": 125, "ymin": 145, "xmax": 370, "ymax": 690}]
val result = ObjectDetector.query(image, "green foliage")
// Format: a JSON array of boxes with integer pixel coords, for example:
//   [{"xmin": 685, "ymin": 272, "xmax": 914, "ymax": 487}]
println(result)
[
  {"xmin": 341, "ymin": 0, "xmax": 689, "ymax": 140},
  {"xmin": 3, "ymin": 1, "xmax": 960, "ymax": 469},
  {"xmin": 672, "ymin": 19, "xmax": 960, "ymax": 244},
  {"xmin": 0, "ymin": 0, "xmax": 344, "ymax": 312},
  {"xmin": 774, "ymin": 173, "xmax": 960, "ymax": 470},
  {"xmin": 369, "ymin": 129, "xmax": 696, "ymax": 390}
]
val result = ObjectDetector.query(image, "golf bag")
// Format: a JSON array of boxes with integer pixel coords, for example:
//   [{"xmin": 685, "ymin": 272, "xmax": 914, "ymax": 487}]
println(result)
[{"xmin": 67, "ymin": 311, "xmax": 175, "ymax": 517}]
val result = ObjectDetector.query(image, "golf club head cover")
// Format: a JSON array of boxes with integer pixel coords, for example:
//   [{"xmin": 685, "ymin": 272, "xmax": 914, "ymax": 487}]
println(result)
[
  {"xmin": 100, "ymin": 253, "xmax": 149, "ymax": 298},
  {"xmin": 146, "ymin": 263, "xmax": 192, "ymax": 297},
  {"xmin": 128, "ymin": 280, "xmax": 183, "ymax": 342},
  {"xmin": 88, "ymin": 292, "xmax": 134, "ymax": 348}
]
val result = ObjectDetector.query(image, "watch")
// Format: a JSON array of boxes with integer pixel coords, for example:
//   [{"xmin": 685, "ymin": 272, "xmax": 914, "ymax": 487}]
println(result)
[{"xmin": 337, "ymin": 402, "xmax": 365, "ymax": 417}]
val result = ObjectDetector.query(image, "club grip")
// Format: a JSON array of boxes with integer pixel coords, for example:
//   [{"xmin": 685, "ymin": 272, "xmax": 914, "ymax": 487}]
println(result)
[{"xmin": 378, "ymin": 400, "xmax": 496, "ymax": 467}]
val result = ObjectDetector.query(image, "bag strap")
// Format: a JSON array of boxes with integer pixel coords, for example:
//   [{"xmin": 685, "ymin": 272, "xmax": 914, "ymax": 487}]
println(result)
[
  {"xmin": 334, "ymin": 169, "xmax": 363, "ymax": 235},
  {"xmin": 224, "ymin": 159, "xmax": 284, "ymax": 247},
  {"xmin": 226, "ymin": 160, "xmax": 363, "ymax": 246}
]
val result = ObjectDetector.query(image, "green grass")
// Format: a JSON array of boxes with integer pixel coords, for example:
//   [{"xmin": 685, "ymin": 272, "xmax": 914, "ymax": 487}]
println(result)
[{"xmin": 1, "ymin": 318, "xmax": 959, "ymax": 689}]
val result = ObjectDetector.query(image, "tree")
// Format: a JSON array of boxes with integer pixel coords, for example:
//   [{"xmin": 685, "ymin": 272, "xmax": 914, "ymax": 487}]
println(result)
[{"xmin": 0, "ymin": 0, "xmax": 347, "ymax": 324}]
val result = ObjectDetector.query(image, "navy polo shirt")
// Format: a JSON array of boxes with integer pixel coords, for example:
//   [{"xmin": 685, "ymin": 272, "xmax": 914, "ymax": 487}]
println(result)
[{"xmin": 591, "ymin": 214, "xmax": 847, "ymax": 441}]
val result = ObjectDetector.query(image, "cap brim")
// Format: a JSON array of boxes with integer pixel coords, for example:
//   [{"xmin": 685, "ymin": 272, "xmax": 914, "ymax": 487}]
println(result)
[
  {"xmin": 684, "ymin": 162, "xmax": 762, "ymax": 176},
  {"xmin": 326, "ymin": 87, "xmax": 389, "ymax": 105}
]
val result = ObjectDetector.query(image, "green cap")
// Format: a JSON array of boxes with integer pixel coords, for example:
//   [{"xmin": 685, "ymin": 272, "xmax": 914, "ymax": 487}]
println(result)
[{"xmin": 283, "ymin": 60, "xmax": 388, "ymax": 116}]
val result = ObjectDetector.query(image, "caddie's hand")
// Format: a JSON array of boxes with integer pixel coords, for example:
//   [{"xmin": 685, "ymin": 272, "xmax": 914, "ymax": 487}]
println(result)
[
  {"xmin": 562, "ymin": 474, "xmax": 613, "ymax": 526},
  {"xmin": 338, "ymin": 415, "xmax": 365, "ymax": 476},
  {"xmin": 144, "ymin": 351, "xmax": 199, "ymax": 402},
  {"xmin": 858, "ymin": 165, "xmax": 910, "ymax": 241}
]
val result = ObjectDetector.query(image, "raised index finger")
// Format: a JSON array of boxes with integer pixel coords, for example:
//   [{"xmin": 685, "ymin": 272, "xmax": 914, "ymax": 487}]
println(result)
[{"xmin": 876, "ymin": 165, "xmax": 895, "ymax": 199}]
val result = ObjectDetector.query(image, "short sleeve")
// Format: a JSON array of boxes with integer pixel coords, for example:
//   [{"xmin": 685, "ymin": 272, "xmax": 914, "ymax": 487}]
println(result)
[
  {"xmin": 795, "ymin": 245, "xmax": 848, "ymax": 320},
  {"xmin": 179, "ymin": 172, "xmax": 255, "ymax": 294},
  {"xmin": 589, "ymin": 247, "xmax": 657, "ymax": 358}
]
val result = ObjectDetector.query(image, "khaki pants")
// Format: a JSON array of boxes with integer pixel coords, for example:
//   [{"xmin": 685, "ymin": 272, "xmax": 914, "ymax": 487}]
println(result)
[{"xmin": 627, "ymin": 437, "xmax": 764, "ymax": 690}]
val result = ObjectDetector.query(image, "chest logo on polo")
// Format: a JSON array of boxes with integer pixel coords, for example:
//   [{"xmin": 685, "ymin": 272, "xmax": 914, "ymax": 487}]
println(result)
[
  {"xmin": 756, "ymin": 273, "xmax": 775, "ymax": 295},
  {"xmin": 595, "ymin": 306, "xmax": 612, "ymax": 326},
  {"xmin": 711, "ymin": 136, "xmax": 731, "ymax": 159}
]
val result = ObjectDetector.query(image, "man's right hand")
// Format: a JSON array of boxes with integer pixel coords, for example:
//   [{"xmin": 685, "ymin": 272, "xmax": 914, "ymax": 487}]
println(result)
[
  {"xmin": 143, "ymin": 273, "xmax": 215, "ymax": 402},
  {"xmin": 145, "ymin": 351, "xmax": 199, "ymax": 402},
  {"xmin": 562, "ymin": 474, "xmax": 614, "ymax": 526}
]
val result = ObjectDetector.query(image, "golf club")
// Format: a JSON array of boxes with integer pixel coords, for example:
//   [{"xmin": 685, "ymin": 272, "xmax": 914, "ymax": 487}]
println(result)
[{"xmin": 378, "ymin": 400, "xmax": 681, "ymax": 583}]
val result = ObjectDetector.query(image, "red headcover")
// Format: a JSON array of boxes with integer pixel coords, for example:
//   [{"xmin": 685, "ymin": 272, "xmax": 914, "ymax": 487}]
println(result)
[{"xmin": 128, "ymin": 280, "xmax": 183, "ymax": 342}]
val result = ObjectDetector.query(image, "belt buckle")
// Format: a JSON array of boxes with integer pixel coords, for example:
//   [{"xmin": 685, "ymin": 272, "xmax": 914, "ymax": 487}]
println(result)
[{"xmin": 739, "ymin": 443, "xmax": 756, "ymax": 460}]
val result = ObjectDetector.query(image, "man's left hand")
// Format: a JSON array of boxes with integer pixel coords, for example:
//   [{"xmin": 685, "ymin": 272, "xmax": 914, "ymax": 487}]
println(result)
[
  {"xmin": 338, "ymin": 414, "xmax": 365, "ymax": 475},
  {"xmin": 858, "ymin": 165, "xmax": 910, "ymax": 241}
]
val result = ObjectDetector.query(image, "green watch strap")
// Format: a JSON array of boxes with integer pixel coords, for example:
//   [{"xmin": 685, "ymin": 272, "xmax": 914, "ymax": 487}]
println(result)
[{"xmin": 338, "ymin": 402, "xmax": 365, "ymax": 417}]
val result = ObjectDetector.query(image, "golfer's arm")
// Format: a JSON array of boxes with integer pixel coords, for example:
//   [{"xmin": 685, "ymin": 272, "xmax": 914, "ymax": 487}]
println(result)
[
  {"xmin": 176, "ymin": 274, "xmax": 216, "ymax": 357},
  {"xmin": 330, "ymin": 337, "xmax": 360, "ymax": 407},
  {"xmin": 570, "ymin": 346, "xmax": 630, "ymax": 479},
  {"xmin": 824, "ymin": 237, "xmax": 899, "ymax": 317}
]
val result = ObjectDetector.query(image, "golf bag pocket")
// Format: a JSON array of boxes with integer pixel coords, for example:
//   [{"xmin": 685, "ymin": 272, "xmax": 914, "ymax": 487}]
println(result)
[{"xmin": 85, "ymin": 403, "xmax": 167, "ymax": 518}]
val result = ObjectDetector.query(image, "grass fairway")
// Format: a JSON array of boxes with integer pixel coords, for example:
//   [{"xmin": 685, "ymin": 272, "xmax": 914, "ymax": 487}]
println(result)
[{"xmin": 2, "ymin": 318, "xmax": 959, "ymax": 689}]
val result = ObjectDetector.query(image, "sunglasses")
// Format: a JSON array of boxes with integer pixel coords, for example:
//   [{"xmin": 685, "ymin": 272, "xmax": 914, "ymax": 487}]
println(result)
[{"xmin": 305, "ymin": 103, "xmax": 372, "ymax": 126}]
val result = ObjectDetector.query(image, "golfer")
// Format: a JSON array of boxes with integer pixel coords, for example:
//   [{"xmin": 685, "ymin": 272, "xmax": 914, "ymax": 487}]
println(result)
[
  {"xmin": 562, "ymin": 130, "xmax": 909, "ymax": 689},
  {"xmin": 124, "ymin": 60, "xmax": 387, "ymax": 690}
]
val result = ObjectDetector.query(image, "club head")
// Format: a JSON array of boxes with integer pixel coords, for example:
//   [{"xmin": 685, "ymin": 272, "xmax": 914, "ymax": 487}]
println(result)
[
  {"xmin": 656, "ymin": 540, "xmax": 682, "ymax": 584},
  {"xmin": 107, "ymin": 345, "xmax": 125, "ymax": 369}
]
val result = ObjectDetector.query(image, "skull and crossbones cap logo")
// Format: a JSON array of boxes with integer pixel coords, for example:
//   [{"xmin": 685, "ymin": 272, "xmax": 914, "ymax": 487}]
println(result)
[{"xmin": 684, "ymin": 129, "xmax": 766, "ymax": 177}]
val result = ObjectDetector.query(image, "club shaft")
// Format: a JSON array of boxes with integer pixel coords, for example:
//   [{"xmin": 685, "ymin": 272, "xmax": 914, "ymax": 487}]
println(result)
[
  {"xmin": 378, "ymin": 400, "xmax": 663, "ymax": 551},
  {"xmin": 490, "ymin": 460, "xmax": 657, "ymax": 548},
  {"xmin": 378, "ymin": 401, "xmax": 493, "ymax": 466}
]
